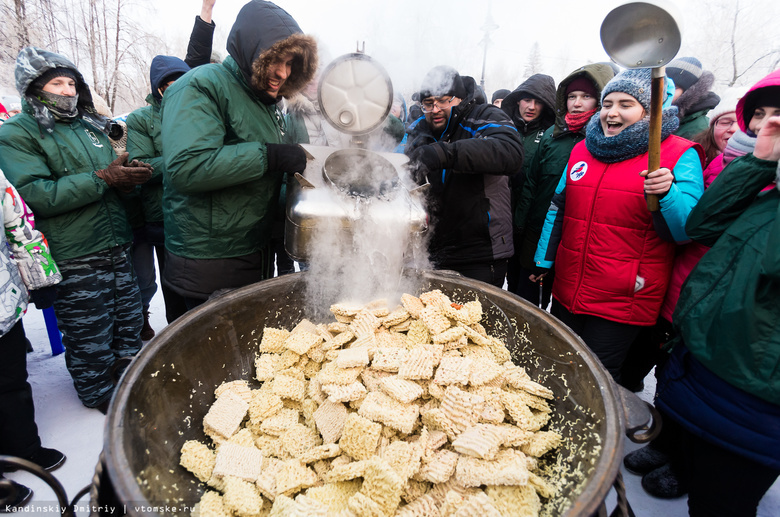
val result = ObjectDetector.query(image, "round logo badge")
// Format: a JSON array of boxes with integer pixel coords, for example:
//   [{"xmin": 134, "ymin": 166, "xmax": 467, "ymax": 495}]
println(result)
[{"xmin": 570, "ymin": 161, "xmax": 588, "ymax": 181}]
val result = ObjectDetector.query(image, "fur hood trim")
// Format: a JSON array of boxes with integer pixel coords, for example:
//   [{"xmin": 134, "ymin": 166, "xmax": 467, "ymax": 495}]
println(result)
[{"xmin": 251, "ymin": 33, "xmax": 318, "ymax": 99}]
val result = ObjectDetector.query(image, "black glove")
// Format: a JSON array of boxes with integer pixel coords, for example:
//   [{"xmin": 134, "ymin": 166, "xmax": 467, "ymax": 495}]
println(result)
[
  {"xmin": 266, "ymin": 144, "xmax": 307, "ymax": 174},
  {"xmin": 409, "ymin": 142, "xmax": 449, "ymax": 171},
  {"xmin": 407, "ymin": 143, "xmax": 451, "ymax": 184},
  {"xmin": 30, "ymin": 286, "xmax": 57, "ymax": 310},
  {"xmin": 95, "ymin": 152, "xmax": 153, "ymax": 189}
]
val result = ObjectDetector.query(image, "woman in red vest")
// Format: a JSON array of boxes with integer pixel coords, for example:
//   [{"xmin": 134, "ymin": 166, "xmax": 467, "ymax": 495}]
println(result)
[{"xmin": 533, "ymin": 68, "xmax": 704, "ymax": 381}]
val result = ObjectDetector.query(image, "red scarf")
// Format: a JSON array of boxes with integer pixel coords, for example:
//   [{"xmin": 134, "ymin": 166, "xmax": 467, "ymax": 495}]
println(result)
[{"xmin": 565, "ymin": 108, "xmax": 597, "ymax": 133}]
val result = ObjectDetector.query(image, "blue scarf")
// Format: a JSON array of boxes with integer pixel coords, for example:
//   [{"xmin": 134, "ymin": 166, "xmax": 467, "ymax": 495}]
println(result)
[{"xmin": 585, "ymin": 106, "xmax": 680, "ymax": 164}]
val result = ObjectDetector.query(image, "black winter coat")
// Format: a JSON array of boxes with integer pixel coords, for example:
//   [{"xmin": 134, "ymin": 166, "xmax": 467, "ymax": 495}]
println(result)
[{"xmin": 405, "ymin": 80, "xmax": 524, "ymax": 268}]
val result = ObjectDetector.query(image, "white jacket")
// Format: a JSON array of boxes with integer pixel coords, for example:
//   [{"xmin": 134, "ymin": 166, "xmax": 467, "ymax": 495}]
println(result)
[{"xmin": 0, "ymin": 169, "xmax": 62, "ymax": 335}]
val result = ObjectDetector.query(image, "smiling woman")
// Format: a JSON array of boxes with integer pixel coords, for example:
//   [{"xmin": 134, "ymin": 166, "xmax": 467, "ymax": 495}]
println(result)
[
  {"xmin": 600, "ymin": 91, "xmax": 646, "ymax": 137},
  {"xmin": 533, "ymin": 67, "xmax": 705, "ymax": 383}
]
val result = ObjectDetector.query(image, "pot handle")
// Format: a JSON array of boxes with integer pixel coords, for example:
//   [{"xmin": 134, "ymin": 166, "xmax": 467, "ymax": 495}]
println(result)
[
  {"xmin": 617, "ymin": 384, "xmax": 662, "ymax": 444},
  {"xmin": 598, "ymin": 471, "xmax": 637, "ymax": 517},
  {"xmin": 0, "ymin": 456, "xmax": 75, "ymax": 516}
]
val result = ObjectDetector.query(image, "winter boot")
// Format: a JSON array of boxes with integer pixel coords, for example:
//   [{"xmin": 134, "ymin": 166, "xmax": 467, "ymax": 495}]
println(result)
[
  {"xmin": 141, "ymin": 310, "xmax": 155, "ymax": 341},
  {"xmin": 641, "ymin": 463, "xmax": 688, "ymax": 499},
  {"xmin": 623, "ymin": 444, "xmax": 671, "ymax": 475},
  {"xmin": 0, "ymin": 480, "xmax": 33, "ymax": 513},
  {"xmin": 3, "ymin": 447, "xmax": 66, "ymax": 473}
]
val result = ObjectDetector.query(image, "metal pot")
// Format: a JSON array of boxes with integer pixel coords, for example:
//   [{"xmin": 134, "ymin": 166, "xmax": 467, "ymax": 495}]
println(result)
[
  {"xmin": 285, "ymin": 146, "xmax": 428, "ymax": 263},
  {"xmin": 103, "ymin": 270, "xmax": 625, "ymax": 516}
]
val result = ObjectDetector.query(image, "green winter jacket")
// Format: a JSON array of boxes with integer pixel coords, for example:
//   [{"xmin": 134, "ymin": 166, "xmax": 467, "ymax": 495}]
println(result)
[
  {"xmin": 675, "ymin": 109, "xmax": 709, "ymax": 140},
  {"xmin": 0, "ymin": 104, "xmax": 133, "ymax": 262},
  {"xmin": 160, "ymin": 0, "xmax": 316, "ymax": 262},
  {"xmin": 160, "ymin": 56, "xmax": 292, "ymax": 259},
  {"xmin": 674, "ymin": 154, "xmax": 780, "ymax": 402},
  {"xmin": 513, "ymin": 63, "xmax": 615, "ymax": 269},
  {"xmin": 125, "ymin": 94, "xmax": 165, "ymax": 227}
]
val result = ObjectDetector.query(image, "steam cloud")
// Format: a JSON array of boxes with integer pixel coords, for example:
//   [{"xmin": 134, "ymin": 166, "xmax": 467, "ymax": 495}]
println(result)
[{"xmin": 300, "ymin": 149, "xmax": 431, "ymax": 318}]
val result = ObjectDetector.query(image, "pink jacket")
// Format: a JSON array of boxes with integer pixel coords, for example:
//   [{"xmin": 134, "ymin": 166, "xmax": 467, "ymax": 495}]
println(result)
[{"xmin": 659, "ymin": 155, "xmax": 725, "ymax": 321}]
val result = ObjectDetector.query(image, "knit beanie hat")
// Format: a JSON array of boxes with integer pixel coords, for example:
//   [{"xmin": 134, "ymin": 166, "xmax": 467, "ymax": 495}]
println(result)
[
  {"xmin": 491, "ymin": 88, "xmax": 511, "ymax": 104},
  {"xmin": 419, "ymin": 66, "xmax": 467, "ymax": 100},
  {"xmin": 566, "ymin": 76, "xmax": 598, "ymax": 98},
  {"xmin": 601, "ymin": 68, "xmax": 653, "ymax": 112},
  {"xmin": 29, "ymin": 67, "xmax": 79, "ymax": 93},
  {"xmin": 707, "ymin": 87, "xmax": 746, "ymax": 126},
  {"xmin": 2, "ymin": 95, "xmax": 21, "ymax": 113},
  {"xmin": 666, "ymin": 57, "xmax": 703, "ymax": 92}
]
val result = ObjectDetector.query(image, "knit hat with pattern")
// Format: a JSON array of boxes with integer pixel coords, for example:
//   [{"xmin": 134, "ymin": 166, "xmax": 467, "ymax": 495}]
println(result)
[{"xmin": 600, "ymin": 67, "xmax": 653, "ymax": 112}]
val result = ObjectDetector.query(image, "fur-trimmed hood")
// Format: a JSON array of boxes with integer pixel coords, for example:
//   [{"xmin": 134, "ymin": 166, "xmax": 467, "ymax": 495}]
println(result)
[
  {"xmin": 226, "ymin": 0, "xmax": 317, "ymax": 99},
  {"xmin": 674, "ymin": 70, "xmax": 719, "ymax": 118}
]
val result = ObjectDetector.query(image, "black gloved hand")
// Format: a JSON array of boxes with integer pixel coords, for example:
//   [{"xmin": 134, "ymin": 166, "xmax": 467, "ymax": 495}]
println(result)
[
  {"xmin": 409, "ymin": 142, "xmax": 449, "ymax": 172},
  {"xmin": 95, "ymin": 152, "xmax": 153, "ymax": 189},
  {"xmin": 407, "ymin": 143, "xmax": 451, "ymax": 185},
  {"xmin": 266, "ymin": 144, "xmax": 308, "ymax": 174},
  {"xmin": 30, "ymin": 286, "xmax": 57, "ymax": 310}
]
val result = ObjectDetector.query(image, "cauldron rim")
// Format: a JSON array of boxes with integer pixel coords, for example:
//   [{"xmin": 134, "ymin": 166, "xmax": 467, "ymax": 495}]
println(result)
[{"xmin": 104, "ymin": 270, "xmax": 624, "ymax": 516}]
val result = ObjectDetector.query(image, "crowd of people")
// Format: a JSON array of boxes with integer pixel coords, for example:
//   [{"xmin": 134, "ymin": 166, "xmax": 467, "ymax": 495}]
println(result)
[{"xmin": 0, "ymin": 0, "xmax": 778, "ymax": 514}]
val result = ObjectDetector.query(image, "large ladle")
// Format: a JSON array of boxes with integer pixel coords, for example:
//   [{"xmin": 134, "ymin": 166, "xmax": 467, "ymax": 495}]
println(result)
[{"xmin": 600, "ymin": 1, "xmax": 682, "ymax": 211}]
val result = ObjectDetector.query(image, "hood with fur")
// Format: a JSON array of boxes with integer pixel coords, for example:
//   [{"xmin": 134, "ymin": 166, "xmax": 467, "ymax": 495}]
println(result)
[
  {"xmin": 226, "ymin": 0, "xmax": 317, "ymax": 99},
  {"xmin": 674, "ymin": 70, "xmax": 719, "ymax": 118}
]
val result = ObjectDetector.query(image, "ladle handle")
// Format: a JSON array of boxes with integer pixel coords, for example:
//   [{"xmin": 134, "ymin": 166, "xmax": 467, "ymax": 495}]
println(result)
[{"xmin": 646, "ymin": 67, "xmax": 665, "ymax": 212}]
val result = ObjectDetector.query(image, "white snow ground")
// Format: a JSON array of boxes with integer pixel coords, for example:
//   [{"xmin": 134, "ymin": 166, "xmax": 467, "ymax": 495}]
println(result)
[{"xmin": 6, "ymin": 267, "xmax": 780, "ymax": 516}]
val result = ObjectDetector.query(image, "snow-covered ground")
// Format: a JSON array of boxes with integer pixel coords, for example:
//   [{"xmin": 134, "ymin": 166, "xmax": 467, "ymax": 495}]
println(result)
[{"xmin": 6, "ymin": 268, "xmax": 780, "ymax": 516}]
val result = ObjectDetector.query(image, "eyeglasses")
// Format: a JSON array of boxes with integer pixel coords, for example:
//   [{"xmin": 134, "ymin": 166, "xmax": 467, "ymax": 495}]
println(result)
[
  {"xmin": 715, "ymin": 117, "xmax": 738, "ymax": 129},
  {"xmin": 421, "ymin": 96, "xmax": 456, "ymax": 112}
]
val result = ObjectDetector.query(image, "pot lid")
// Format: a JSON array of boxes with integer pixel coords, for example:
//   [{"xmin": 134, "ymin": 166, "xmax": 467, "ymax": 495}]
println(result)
[{"xmin": 318, "ymin": 53, "xmax": 393, "ymax": 135}]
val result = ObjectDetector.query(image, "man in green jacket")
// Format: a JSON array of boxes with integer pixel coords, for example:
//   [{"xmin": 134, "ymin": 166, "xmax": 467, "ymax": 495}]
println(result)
[
  {"xmin": 126, "ymin": 55, "xmax": 191, "ymax": 330},
  {"xmin": 666, "ymin": 57, "xmax": 720, "ymax": 139},
  {"xmin": 160, "ymin": 0, "xmax": 317, "ymax": 309},
  {"xmin": 0, "ymin": 47, "xmax": 152, "ymax": 413}
]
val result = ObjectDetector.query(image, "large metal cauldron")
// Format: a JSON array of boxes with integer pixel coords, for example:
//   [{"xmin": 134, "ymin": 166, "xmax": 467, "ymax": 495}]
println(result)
[{"xmin": 103, "ymin": 270, "xmax": 624, "ymax": 516}]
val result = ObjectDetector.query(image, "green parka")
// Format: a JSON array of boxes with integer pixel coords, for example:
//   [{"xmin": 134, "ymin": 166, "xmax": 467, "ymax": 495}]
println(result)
[
  {"xmin": 675, "ymin": 154, "xmax": 780, "ymax": 401},
  {"xmin": 0, "ymin": 49, "xmax": 132, "ymax": 262},
  {"xmin": 513, "ymin": 63, "xmax": 615, "ymax": 269},
  {"xmin": 125, "ymin": 94, "xmax": 165, "ymax": 227},
  {"xmin": 160, "ymin": 0, "xmax": 316, "ymax": 260}
]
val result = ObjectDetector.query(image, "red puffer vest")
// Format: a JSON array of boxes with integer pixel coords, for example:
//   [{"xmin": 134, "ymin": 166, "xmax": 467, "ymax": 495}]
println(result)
[{"xmin": 553, "ymin": 136, "xmax": 698, "ymax": 325}]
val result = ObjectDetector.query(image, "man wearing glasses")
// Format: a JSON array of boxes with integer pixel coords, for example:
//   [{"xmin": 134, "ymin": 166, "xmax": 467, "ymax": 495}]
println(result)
[{"xmin": 405, "ymin": 65, "xmax": 524, "ymax": 288}]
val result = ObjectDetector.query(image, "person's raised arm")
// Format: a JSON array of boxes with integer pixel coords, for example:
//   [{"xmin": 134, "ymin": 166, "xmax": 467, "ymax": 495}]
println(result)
[
  {"xmin": 757, "ymin": 116, "xmax": 780, "ymax": 280},
  {"xmin": 185, "ymin": 0, "xmax": 217, "ymax": 68}
]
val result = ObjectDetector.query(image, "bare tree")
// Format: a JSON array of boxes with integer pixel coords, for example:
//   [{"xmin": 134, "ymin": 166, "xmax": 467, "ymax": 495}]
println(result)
[
  {"xmin": 0, "ymin": 0, "xmax": 165, "ymax": 113},
  {"xmin": 685, "ymin": 0, "xmax": 780, "ymax": 89},
  {"xmin": 523, "ymin": 42, "xmax": 543, "ymax": 78}
]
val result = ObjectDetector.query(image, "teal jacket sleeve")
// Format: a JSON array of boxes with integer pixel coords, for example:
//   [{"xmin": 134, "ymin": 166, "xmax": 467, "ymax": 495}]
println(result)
[
  {"xmin": 533, "ymin": 166, "xmax": 568, "ymax": 269},
  {"xmin": 658, "ymin": 147, "xmax": 704, "ymax": 242}
]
